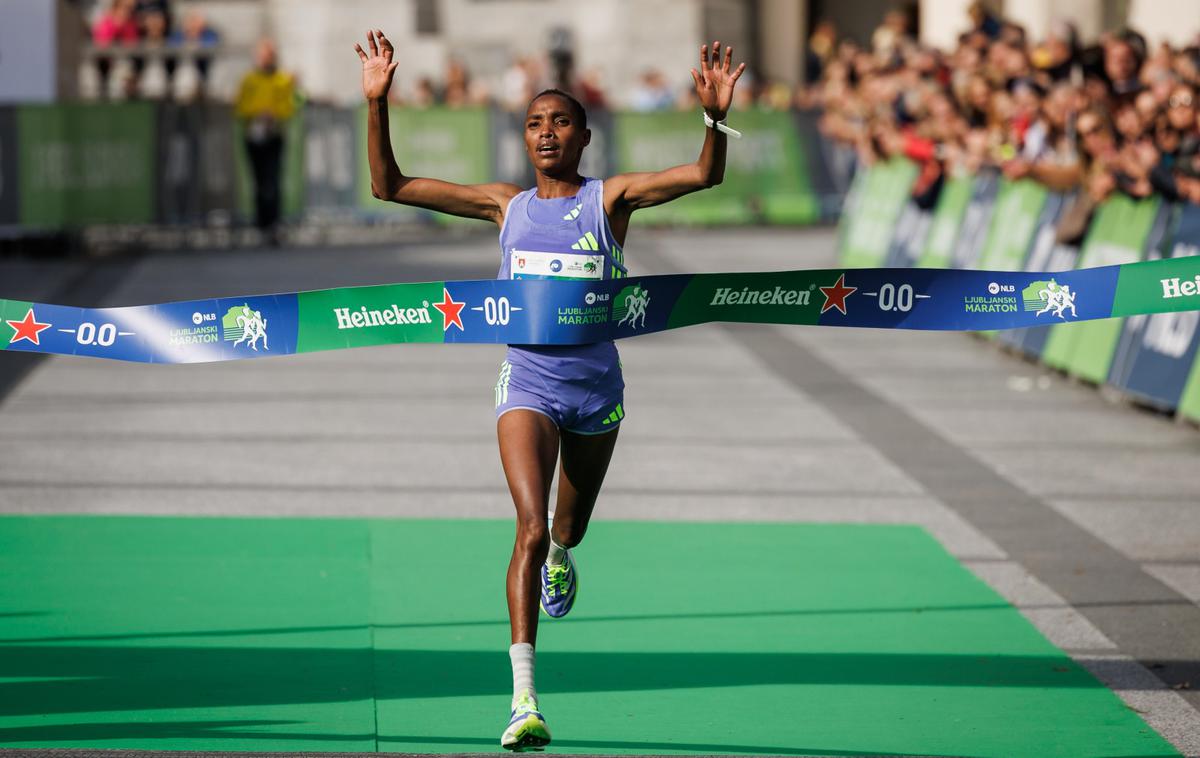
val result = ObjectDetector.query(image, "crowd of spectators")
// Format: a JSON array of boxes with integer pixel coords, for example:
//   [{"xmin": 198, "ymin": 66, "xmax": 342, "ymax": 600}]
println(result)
[
  {"xmin": 816, "ymin": 4, "xmax": 1200, "ymax": 216},
  {"xmin": 88, "ymin": 0, "xmax": 220, "ymax": 100}
]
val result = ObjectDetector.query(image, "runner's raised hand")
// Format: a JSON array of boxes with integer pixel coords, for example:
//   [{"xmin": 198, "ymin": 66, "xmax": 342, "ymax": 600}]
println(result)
[
  {"xmin": 690, "ymin": 41, "xmax": 746, "ymax": 121},
  {"xmin": 354, "ymin": 29, "xmax": 399, "ymax": 100}
]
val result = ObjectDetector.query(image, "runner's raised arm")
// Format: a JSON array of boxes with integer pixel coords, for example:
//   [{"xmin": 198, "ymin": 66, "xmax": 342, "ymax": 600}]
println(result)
[
  {"xmin": 355, "ymin": 29, "xmax": 520, "ymax": 225},
  {"xmin": 603, "ymin": 41, "xmax": 746, "ymax": 218}
]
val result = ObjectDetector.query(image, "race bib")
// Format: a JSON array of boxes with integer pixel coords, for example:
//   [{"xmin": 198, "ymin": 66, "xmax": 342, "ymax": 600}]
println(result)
[{"xmin": 510, "ymin": 250, "xmax": 604, "ymax": 281}]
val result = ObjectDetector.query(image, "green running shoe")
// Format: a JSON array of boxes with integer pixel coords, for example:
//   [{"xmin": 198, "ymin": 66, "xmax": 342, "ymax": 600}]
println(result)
[{"xmin": 501, "ymin": 689, "xmax": 551, "ymax": 751}]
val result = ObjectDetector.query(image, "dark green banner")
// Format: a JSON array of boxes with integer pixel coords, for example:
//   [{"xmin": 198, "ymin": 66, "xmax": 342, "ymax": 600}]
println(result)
[
  {"xmin": 838, "ymin": 159, "xmax": 917, "ymax": 268},
  {"xmin": 975, "ymin": 179, "xmax": 1048, "ymax": 271},
  {"xmin": 356, "ymin": 105, "xmax": 491, "ymax": 227},
  {"xmin": 17, "ymin": 103, "xmax": 156, "ymax": 227},
  {"xmin": 915, "ymin": 175, "xmax": 972, "ymax": 269},
  {"xmin": 614, "ymin": 110, "xmax": 819, "ymax": 226}
]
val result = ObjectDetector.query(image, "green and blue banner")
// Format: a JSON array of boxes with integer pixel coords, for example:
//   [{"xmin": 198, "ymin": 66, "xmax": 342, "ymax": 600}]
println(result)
[{"xmin": 4, "ymin": 258, "xmax": 1200, "ymax": 364}]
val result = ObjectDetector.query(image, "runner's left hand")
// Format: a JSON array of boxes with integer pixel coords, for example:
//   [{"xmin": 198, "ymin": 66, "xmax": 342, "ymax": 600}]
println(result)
[{"xmin": 690, "ymin": 41, "xmax": 746, "ymax": 122}]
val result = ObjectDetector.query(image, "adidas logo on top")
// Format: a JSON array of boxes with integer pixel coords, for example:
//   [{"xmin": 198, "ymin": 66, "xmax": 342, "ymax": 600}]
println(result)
[
  {"xmin": 562, "ymin": 204, "xmax": 582, "ymax": 221},
  {"xmin": 571, "ymin": 232, "xmax": 600, "ymax": 251}
]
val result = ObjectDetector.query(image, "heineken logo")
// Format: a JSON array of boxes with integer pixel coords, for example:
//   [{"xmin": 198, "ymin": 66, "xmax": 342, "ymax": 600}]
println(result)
[
  {"xmin": 1161, "ymin": 276, "xmax": 1200, "ymax": 299},
  {"xmin": 711, "ymin": 285, "xmax": 814, "ymax": 307},
  {"xmin": 334, "ymin": 302, "xmax": 433, "ymax": 330}
]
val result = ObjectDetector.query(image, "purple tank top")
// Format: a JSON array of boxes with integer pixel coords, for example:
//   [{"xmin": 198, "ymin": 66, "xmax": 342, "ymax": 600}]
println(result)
[
  {"xmin": 498, "ymin": 177, "xmax": 626, "ymax": 281},
  {"xmin": 498, "ymin": 177, "xmax": 626, "ymax": 370}
]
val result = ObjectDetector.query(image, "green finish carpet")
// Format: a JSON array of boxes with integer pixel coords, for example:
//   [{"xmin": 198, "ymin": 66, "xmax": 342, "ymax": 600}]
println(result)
[{"xmin": 0, "ymin": 517, "xmax": 1178, "ymax": 756}]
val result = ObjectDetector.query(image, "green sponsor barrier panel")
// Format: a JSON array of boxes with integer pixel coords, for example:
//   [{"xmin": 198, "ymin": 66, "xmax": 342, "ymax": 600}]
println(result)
[
  {"xmin": 1041, "ymin": 194, "xmax": 1159, "ymax": 381},
  {"xmin": 973, "ymin": 178, "xmax": 1048, "ymax": 339},
  {"xmin": 834, "ymin": 167, "xmax": 867, "ymax": 256},
  {"xmin": 16, "ymin": 103, "xmax": 156, "ymax": 227},
  {"xmin": 614, "ymin": 110, "xmax": 819, "ymax": 226},
  {"xmin": 915, "ymin": 174, "xmax": 973, "ymax": 269},
  {"xmin": 975, "ymin": 179, "xmax": 1048, "ymax": 271},
  {"xmin": 233, "ymin": 109, "xmax": 307, "ymax": 223},
  {"xmin": 838, "ymin": 158, "xmax": 917, "ymax": 268},
  {"xmin": 355, "ymin": 105, "xmax": 492, "ymax": 227}
]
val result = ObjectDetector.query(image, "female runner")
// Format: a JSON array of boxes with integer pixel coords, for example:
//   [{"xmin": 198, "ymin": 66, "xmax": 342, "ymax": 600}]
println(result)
[{"xmin": 354, "ymin": 30, "xmax": 744, "ymax": 750}]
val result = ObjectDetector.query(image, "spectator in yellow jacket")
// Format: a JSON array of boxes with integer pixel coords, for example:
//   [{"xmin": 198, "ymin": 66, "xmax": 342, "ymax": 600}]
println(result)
[{"xmin": 235, "ymin": 39, "xmax": 296, "ymax": 237}]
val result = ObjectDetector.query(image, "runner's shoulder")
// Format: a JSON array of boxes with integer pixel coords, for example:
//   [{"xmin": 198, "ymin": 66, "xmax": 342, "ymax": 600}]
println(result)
[{"xmin": 600, "ymin": 173, "xmax": 648, "ymax": 214}]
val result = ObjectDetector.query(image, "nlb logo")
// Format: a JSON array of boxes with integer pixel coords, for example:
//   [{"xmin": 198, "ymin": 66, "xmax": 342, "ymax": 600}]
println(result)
[{"xmin": 1161, "ymin": 276, "xmax": 1200, "ymax": 299}]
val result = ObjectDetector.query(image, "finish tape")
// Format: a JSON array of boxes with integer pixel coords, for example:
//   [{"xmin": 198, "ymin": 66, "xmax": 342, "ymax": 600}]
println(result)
[{"xmin": 2, "ymin": 257, "xmax": 1197, "ymax": 364}]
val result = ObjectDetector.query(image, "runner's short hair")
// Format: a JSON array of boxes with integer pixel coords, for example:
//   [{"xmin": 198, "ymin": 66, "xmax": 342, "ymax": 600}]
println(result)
[{"xmin": 528, "ymin": 88, "xmax": 587, "ymax": 130}]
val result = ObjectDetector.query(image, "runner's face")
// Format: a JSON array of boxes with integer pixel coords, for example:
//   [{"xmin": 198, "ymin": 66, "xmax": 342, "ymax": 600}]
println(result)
[{"xmin": 524, "ymin": 95, "xmax": 589, "ymax": 175}]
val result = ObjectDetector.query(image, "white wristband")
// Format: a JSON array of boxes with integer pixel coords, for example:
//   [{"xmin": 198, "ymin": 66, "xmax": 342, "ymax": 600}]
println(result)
[{"xmin": 703, "ymin": 112, "xmax": 742, "ymax": 139}]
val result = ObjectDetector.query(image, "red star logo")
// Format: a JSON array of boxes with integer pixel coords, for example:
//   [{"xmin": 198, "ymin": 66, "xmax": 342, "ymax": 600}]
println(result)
[
  {"xmin": 6, "ymin": 308, "xmax": 52, "ymax": 346},
  {"xmin": 432, "ymin": 288, "xmax": 465, "ymax": 332},
  {"xmin": 819, "ymin": 274, "xmax": 857, "ymax": 315}
]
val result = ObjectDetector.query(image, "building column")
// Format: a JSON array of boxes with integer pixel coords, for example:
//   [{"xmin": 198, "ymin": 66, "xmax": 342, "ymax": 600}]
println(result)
[
  {"xmin": 1005, "ymin": 0, "xmax": 1105, "ymax": 43},
  {"xmin": 757, "ymin": 0, "xmax": 806, "ymax": 86},
  {"xmin": 920, "ymin": 0, "xmax": 972, "ymax": 50},
  {"xmin": 1128, "ymin": 0, "xmax": 1200, "ymax": 47}
]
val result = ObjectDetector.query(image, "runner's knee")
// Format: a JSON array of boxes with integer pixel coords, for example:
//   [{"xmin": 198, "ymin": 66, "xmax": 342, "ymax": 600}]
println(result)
[
  {"xmin": 553, "ymin": 513, "xmax": 589, "ymax": 548},
  {"xmin": 515, "ymin": 519, "xmax": 550, "ymax": 562}
]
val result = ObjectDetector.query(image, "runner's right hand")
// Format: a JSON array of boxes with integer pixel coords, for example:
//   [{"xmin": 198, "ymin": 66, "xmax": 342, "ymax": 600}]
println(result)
[{"xmin": 355, "ymin": 29, "xmax": 399, "ymax": 101}]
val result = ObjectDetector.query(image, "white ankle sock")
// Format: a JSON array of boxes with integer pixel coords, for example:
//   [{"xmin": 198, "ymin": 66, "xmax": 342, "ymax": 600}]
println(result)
[
  {"xmin": 546, "ymin": 512, "xmax": 567, "ymax": 566},
  {"xmin": 546, "ymin": 537, "xmax": 567, "ymax": 566},
  {"xmin": 510, "ymin": 642, "xmax": 536, "ymax": 706}
]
